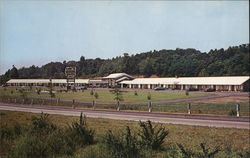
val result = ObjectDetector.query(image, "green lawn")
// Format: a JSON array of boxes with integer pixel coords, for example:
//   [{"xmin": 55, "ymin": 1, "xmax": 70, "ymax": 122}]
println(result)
[
  {"xmin": 0, "ymin": 87, "xmax": 208, "ymax": 103},
  {"xmin": 1, "ymin": 87, "xmax": 249, "ymax": 116}
]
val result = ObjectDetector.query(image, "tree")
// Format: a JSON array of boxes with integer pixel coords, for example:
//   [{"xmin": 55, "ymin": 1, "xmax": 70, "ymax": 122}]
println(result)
[
  {"xmin": 139, "ymin": 58, "xmax": 154, "ymax": 77},
  {"xmin": 94, "ymin": 92, "xmax": 99, "ymax": 99},
  {"xmin": 49, "ymin": 88, "xmax": 55, "ymax": 98},
  {"xmin": 10, "ymin": 65, "xmax": 19, "ymax": 79},
  {"xmin": 0, "ymin": 43, "xmax": 249, "ymax": 82},
  {"xmin": 110, "ymin": 88, "xmax": 124, "ymax": 111}
]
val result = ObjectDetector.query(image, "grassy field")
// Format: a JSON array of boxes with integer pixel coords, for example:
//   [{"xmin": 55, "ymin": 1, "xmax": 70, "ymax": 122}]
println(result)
[
  {"xmin": 0, "ymin": 110, "xmax": 249, "ymax": 153},
  {"xmin": 0, "ymin": 87, "xmax": 208, "ymax": 103},
  {"xmin": 1, "ymin": 87, "xmax": 249, "ymax": 116}
]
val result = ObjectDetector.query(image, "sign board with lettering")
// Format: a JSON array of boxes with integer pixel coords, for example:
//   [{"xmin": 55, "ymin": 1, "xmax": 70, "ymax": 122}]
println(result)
[
  {"xmin": 65, "ymin": 67, "xmax": 76, "ymax": 77},
  {"xmin": 65, "ymin": 67, "xmax": 76, "ymax": 89}
]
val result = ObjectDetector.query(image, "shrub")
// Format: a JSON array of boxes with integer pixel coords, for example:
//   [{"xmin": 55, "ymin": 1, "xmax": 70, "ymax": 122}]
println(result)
[
  {"xmin": 197, "ymin": 143, "xmax": 220, "ymax": 158},
  {"xmin": 177, "ymin": 143, "xmax": 220, "ymax": 158},
  {"xmin": 18, "ymin": 89, "xmax": 27, "ymax": 99},
  {"xmin": 238, "ymin": 149, "xmax": 250, "ymax": 158},
  {"xmin": 228, "ymin": 109, "xmax": 237, "ymax": 116},
  {"xmin": 46, "ymin": 129, "xmax": 74, "ymax": 156},
  {"xmin": 134, "ymin": 91, "xmax": 138, "ymax": 96},
  {"xmin": 103, "ymin": 126, "xmax": 141, "ymax": 158},
  {"xmin": 163, "ymin": 144, "xmax": 183, "ymax": 158},
  {"xmin": 0, "ymin": 123, "xmax": 24, "ymax": 145},
  {"xmin": 0, "ymin": 124, "xmax": 14, "ymax": 145},
  {"xmin": 36, "ymin": 88, "xmax": 41, "ymax": 95},
  {"xmin": 12, "ymin": 134, "xmax": 48, "ymax": 158},
  {"xmin": 31, "ymin": 113, "xmax": 57, "ymax": 135},
  {"xmin": 138, "ymin": 121, "xmax": 169, "ymax": 150},
  {"xmin": 75, "ymin": 144, "xmax": 110, "ymax": 158},
  {"xmin": 147, "ymin": 93, "xmax": 151, "ymax": 100},
  {"xmin": 66, "ymin": 113, "xmax": 95, "ymax": 148},
  {"xmin": 177, "ymin": 143, "xmax": 196, "ymax": 158},
  {"xmin": 90, "ymin": 89, "xmax": 94, "ymax": 96},
  {"xmin": 49, "ymin": 89, "xmax": 55, "ymax": 98}
]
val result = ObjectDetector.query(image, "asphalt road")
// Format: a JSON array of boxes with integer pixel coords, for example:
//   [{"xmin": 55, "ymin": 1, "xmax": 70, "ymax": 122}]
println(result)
[{"xmin": 0, "ymin": 102, "xmax": 249, "ymax": 129}]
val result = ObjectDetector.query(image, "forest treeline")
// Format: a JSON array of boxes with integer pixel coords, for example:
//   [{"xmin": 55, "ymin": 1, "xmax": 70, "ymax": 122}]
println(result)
[{"xmin": 0, "ymin": 44, "xmax": 249, "ymax": 84}]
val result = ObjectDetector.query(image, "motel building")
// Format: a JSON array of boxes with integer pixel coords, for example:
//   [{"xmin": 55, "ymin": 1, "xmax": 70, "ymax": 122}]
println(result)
[
  {"xmin": 102, "ymin": 73, "xmax": 134, "ymax": 87},
  {"xmin": 5, "ymin": 73, "xmax": 250, "ymax": 92},
  {"xmin": 6, "ymin": 79, "xmax": 89, "ymax": 87},
  {"xmin": 120, "ymin": 76, "xmax": 250, "ymax": 92}
]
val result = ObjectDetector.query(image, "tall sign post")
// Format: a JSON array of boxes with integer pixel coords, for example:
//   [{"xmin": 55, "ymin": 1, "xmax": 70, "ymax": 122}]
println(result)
[{"xmin": 65, "ymin": 67, "xmax": 76, "ymax": 90}]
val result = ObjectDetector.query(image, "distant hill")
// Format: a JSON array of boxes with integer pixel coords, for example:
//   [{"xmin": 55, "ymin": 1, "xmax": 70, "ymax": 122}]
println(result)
[{"xmin": 1, "ymin": 44, "xmax": 249, "ymax": 84}]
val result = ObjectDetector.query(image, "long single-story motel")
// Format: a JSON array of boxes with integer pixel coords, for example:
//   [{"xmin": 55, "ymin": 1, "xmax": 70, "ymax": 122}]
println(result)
[{"xmin": 5, "ymin": 73, "xmax": 250, "ymax": 92}]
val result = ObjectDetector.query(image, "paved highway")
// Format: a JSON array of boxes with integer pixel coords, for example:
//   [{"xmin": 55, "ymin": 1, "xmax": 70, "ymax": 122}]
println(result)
[{"xmin": 0, "ymin": 102, "xmax": 249, "ymax": 129}]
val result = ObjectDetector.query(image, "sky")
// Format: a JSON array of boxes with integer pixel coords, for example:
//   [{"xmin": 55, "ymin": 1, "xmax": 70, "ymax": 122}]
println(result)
[{"xmin": 0, "ymin": 0, "xmax": 249, "ymax": 74}]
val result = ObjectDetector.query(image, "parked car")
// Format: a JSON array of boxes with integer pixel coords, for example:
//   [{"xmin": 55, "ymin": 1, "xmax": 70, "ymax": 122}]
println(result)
[
  {"xmin": 204, "ymin": 88, "xmax": 215, "ymax": 92},
  {"xmin": 154, "ymin": 87, "xmax": 166, "ymax": 91},
  {"xmin": 187, "ymin": 87, "xmax": 199, "ymax": 91}
]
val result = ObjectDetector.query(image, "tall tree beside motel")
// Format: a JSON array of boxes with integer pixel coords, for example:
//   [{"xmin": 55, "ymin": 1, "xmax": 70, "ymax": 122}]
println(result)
[{"xmin": 0, "ymin": 44, "xmax": 249, "ymax": 84}]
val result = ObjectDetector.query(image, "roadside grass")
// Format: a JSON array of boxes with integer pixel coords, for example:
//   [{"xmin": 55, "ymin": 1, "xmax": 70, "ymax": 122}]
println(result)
[
  {"xmin": 0, "ymin": 87, "xmax": 208, "ymax": 103},
  {"xmin": 0, "ymin": 110, "xmax": 249, "ymax": 154},
  {"xmin": 151, "ymin": 101, "xmax": 250, "ymax": 116}
]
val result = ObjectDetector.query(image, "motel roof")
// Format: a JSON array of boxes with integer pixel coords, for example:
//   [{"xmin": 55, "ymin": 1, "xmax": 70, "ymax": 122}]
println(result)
[
  {"xmin": 7, "ymin": 79, "xmax": 89, "ymax": 84},
  {"xmin": 103, "ymin": 73, "xmax": 134, "ymax": 79},
  {"xmin": 120, "ymin": 76, "xmax": 250, "ymax": 86}
]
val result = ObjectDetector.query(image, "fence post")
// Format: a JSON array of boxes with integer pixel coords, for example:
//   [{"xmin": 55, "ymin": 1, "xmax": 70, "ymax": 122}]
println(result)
[
  {"xmin": 187, "ymin": 103, "xmax": 191, "ymax": 114},
  {"xmin": 30, "ymin": 99, "xmax": 33, "ymax": 106},
  {"xmin": 236, "ymin": 103, "xmax": 240, "ymax": 117},
  {"xmin": 56, "ymin": 98, "xmax": 60, "ymax": 105},
  {"xmin": 92, "ymin": 100, "xmax": 95, "ymax": 110},
  {"xmin": 14, "ymin": 98, "xmax": 17, "ymax": 103},
  {"xmin": 117, "ymin": 101, "xmax": 120, "ymax": 111},
  {"xmin": 22, "ymin": 99, "xmax": 25, "ymax": 104},
  {"xmin": 72, "ymin": 99, "xmax": 75, "ymax": 109},
  {"xmin": 148, "ymin": 101, "xmax": 152, "ymax": 112}
]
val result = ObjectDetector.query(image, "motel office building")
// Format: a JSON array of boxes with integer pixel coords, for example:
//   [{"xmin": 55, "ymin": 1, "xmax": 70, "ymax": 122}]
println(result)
[{"xmin": 6, "ymin": 75, "xmax": 250, "ymax": 92}]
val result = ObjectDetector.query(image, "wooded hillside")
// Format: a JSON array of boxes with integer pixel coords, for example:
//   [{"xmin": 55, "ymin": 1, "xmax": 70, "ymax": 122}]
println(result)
[{"xmin": 1, "ymin": 44, "xmax": 249, "ymax": 84}]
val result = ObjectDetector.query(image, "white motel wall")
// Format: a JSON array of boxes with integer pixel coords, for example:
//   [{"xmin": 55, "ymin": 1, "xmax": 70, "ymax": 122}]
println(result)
[
  {"xmin": 6, "ymin": 79, "xmax": 89, "ymax": 87},
  {"xmin": 120, "ymin": 76, "xmax": 250, "ymax": 92},
  {"xmin": 5, "ymin": 75, "xmax": 250, "ymax": 92}
]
